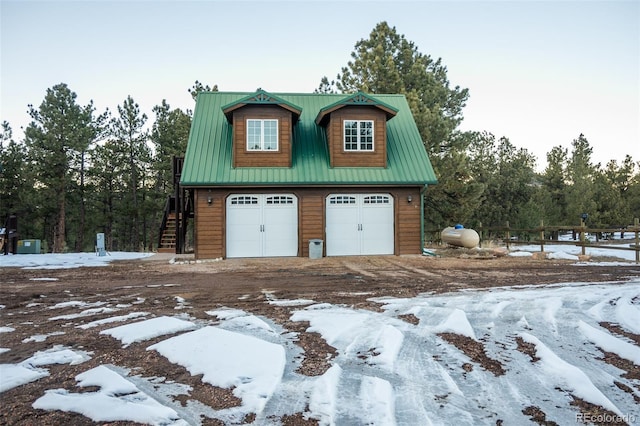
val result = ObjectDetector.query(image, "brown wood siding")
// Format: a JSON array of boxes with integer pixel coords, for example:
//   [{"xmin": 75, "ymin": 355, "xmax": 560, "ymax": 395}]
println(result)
[
  {"xmin": 327, "ymin": 107, "xmax": 387, "ymax": 168},
  {"xmin": 194, "ymin": 189, "xmax": 225, "ymax": 259},
  {"xmin": 298, "ymin": 190, "xmax": 324, "ymax": 257},
  {"xmin": 394, "ymin": 187, "xmax": 423, "ymax": 255},
  {"xmin": 232, "ymin": 106, "xmax": 292, "ymax": 168},
  {"xmin": 193, "ymin": 186, "xmax": 423, "ymax": 259}
]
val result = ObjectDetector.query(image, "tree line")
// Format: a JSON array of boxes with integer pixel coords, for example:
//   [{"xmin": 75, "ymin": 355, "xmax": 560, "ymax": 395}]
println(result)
[{"xmin": 1, "ymin": 22, "xmax": 638, "ymax": 253}]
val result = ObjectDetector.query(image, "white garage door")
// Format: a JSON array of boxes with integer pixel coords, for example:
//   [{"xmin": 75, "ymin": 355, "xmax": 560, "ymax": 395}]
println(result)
[
  {"xmin": 226, "ymin": 194, "xmax": 298, "ymax": 258},
  {"xmin": 326, "ymin": 194, "xmax": 394, "ymax": 256}
]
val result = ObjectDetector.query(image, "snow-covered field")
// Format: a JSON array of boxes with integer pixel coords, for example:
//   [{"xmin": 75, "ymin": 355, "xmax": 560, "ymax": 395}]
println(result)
[
  {"xmin": 0, "ymin": 251, "xmax": 153, "ymax": 269},
  {"xmin": 1, "ymin": 247, "xmax": 639, "ymax": 425}
]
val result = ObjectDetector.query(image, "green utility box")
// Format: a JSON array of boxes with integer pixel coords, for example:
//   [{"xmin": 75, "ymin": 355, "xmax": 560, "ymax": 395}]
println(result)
[{"xmin": 16, "ymin": 239, "xmax": 41, "ymax": 254}]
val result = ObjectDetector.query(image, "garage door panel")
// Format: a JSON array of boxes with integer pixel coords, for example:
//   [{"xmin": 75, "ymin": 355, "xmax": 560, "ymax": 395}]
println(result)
[
  {"xmin": 326, "ymin": 194, "xmax": 394, "ymax": 256},
  {"xmin": 263, "ymin": 202, "xmax": 298, "ymax": 257},
  {"xmin": 326, "ymin": 197, "xmax": 359, "ymax": 256},
  {"xmin": 227, "ymin": 194, "xmax": 298, "ymax": 258}
]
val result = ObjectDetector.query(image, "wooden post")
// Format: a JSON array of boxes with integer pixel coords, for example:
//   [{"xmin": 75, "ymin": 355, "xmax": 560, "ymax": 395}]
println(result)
[
  {"xmin": 505, "ymin": 221, "xmax": 511, "ymax": 250},
  {"xmin": 580, "ymin": 219, "xmax": 586, "ymax": 256},
  {"xmin": 479, "ymin": 221, "xmax": 483, "ymax": 248},
  {"xmin": 635, "ymin": 218, "xmax": 639, "ymax": 264},
  {"xmin": 540, "ymin": 220, "xmax": 544, "ymax": 253}
]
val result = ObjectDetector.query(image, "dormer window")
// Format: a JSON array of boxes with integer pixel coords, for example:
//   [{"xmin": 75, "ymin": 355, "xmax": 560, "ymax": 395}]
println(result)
[
  {"xmin": 344, "ymin": 120, "xmax": 374, "ymax": 151},
  {"xmin": 247, "ymin": 119, "xmax": 278, "ymax": 151}
]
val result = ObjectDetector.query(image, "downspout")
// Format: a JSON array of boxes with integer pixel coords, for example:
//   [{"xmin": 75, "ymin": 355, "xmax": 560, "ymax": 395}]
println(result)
[{"xmin": 420, "ymin": 184, "xmax": 428, "ymax": 251}]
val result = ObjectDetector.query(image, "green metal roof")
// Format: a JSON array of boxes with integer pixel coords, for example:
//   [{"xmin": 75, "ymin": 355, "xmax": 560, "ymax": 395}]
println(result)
[
  {"xmin": 181, "ymin": 91, "xmax": 438, "ymax": 187},
  {"xmin": 315, "ymin": 91, "xmax": 398, "ymax": 126},
  {"xmin": 221, "ymin": 89, "xmax": 302, "ymax": 123}
]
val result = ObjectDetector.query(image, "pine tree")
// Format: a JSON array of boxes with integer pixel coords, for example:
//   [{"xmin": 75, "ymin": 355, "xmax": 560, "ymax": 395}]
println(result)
[
  {"xmin": 24, "ymin": 84, "xmax": 97, "ymax": 252},
  {"xmin": 324, "ymin": 21, "xmax": 469, "ymax": 155},
  {"xmin": 109, "ymin": 96, "xmax": 151, "ymax": 251}
]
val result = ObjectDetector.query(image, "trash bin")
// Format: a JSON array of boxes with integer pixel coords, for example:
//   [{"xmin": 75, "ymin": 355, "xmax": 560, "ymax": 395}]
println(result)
[{"xmin": 309, "ymin": 239, "xmax": 323, "ymax": 259}]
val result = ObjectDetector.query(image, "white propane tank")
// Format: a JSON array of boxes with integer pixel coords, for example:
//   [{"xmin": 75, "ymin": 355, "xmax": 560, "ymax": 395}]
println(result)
[{"xmin": 441, "ymin": 226, "xmax": 480, "ymax": 248}]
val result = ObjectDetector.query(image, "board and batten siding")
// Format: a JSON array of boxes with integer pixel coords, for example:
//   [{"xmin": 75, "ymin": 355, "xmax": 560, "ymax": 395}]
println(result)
[
  {"xmin": 232, "ymin": 106, "xmax": 293, "ymax": 168},
  {"xmin": 193, "ymin": 187, "xmax": 424, "ymax": 259}
]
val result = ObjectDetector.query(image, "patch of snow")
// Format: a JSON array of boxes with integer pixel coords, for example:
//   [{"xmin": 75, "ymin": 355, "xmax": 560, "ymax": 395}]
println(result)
[
  {"xmin": 148, "ymin": 326, "xmax": 286, "ymax": 416},
  {"xmin": 508, "ymin": 251, "xmax": 533, "ymax": 257},
  {"xmin": 49, "ymin": 307, "xmax": 118, "ymax": 321},
  {"xmin": 77, "ymin": 312, "xmax": 149, "ymax": 330},
  {"xmin": 22, "ymin": 331, "xmax": 65, "ymax": 343},
  {"xmin": 519, "ymin": 332, "xmax": 623, "ymax": 416},
  {"xmin": 49, "ymin": 300, "xmax": 106, "ymax": 310},
  {"xmin": 0, "ymin": 346, "xmax": 91, "ymax": 392},
  {"xmin": 33, "ymin": 365, "xmax": 186, "ymax": 425},
  {"xmin": 307, "ymin": 364, "xmax": 341, "ymax": 425},
  {"xmin": 360, "ymin": 376, "xmax": 396, "ymax": 426},
  {"xmin": 268, "ymin": 299, "xmax": 315, "ymax": 307},
  {"xmin": 0, "ymin": 252, "xmax": 153, "ymax": 269},
  {"xmin": 432, "ymin": 308, "xmax": 477, "ymax": 339},
  {"xmin": 100, "ymin": 316, "xmax": 197, "ymax": 347},
  {"xmin": 0, "ymin": 326, "xmax": 15, "ymax": 333},
  {"xmin": 577, "ymin": 321, "xmax": 640, "ymax": 364}
]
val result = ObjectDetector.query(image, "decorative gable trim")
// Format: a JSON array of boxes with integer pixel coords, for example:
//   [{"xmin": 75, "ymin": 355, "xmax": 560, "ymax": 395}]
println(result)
[
  {"xmin": 222, "ymin": 89, "xmax": 302, "ymax": 123},
  {"xmin": 315, "ymin": 91, "xmax": 399, "ymax": 126}
]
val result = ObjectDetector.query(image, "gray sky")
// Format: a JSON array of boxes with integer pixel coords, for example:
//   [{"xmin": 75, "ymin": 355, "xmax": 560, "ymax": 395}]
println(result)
[{"xmin": 1, "ymin": 0, "xmax": 638, "ymax": 170}]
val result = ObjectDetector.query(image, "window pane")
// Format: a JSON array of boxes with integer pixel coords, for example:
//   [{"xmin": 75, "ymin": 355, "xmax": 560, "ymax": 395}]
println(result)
[
  {"xmin": 247, "ymin": 120, "xmax": 262, "ymax": 150},
  {"xmin": 360, "ymin": 121, "xmax": 373, "ymax": 151},
  {"xmin": 344, "ymin": 120, "xmax": 358, "ymax": 150},
  {"xmin": 264, "ymin": 120, "xmax": 278, "ymax": 150}
]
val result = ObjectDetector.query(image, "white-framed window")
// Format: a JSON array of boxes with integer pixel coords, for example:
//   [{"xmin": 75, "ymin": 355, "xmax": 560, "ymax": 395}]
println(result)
[
  {"xmin": 266, "ymin": 195, "xmax": 294, "ymax": 205},
  {"xmin": 230, "ymin": 196, "xmax": 259, "ymax": 205},
  {"xmin": 329, "ymin": 195, "xmax": 357, "ymax": 205},
  {"xmin": 247, "ymin": 119, "xmax": 278, "ymax": 151},
  {"xmin": 344, "ymin": 120, "xmax": 374, "ymax": 151},
  {"xmin": 363, "ymin": 195, "xmax": 390, "ymax": 204}
]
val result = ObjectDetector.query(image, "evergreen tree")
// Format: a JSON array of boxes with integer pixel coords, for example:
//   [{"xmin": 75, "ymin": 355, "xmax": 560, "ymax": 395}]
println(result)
[
  {"xmin": 0, "ymin": 122, "xmax": 34, "ymax": 235},
  {"xmin": 188, "ymin": 80, "xmax": 218, "ymax": 101},
  {"xmin": 323, "ymin": 21, "xmax": 469, "ymax": 155},
  {"xmin": 565, "ymin": 134, "xmax": 597, "ymax": 225},
  {"xmin": 151, "ymin": 100, "xmax": 192, "ymax": 193},
  {"xmin": 23, "ymin": 84, "xmax": 97, "ymax": 252},
  {"xmin": 467, "ymin": 133, "xmax": 536, "ymax": 229},
  {"xmin": 109, "ymin": 96, "xmax": 151, "ymax": 250}
]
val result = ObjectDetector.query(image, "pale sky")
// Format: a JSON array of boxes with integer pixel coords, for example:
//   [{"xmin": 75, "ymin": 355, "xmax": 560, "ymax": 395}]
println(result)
[{"xmin": 1, "ymin": 0, "xmax": 638, "ymax": 171}]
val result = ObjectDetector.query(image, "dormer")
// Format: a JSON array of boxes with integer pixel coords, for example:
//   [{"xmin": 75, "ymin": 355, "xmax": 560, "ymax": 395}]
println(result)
[
  {"xmin": 315, "ymin": 92, "xmax": 398, "ymax": 168},
  {"xmin": 222, "ymin": 90, "xmax": 302, "ymax": 168}
]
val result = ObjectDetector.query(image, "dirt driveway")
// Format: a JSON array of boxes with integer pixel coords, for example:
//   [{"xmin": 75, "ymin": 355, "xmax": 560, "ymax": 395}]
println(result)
[{"xmin": 1, "ymin": 253, "xmax": 639, "ymax": 425}]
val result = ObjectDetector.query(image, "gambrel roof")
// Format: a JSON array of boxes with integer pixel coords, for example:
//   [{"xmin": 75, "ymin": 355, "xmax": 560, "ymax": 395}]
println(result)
[{"xmin": 181, "ymin": 91, "xmax": 437, "ymax": 187}]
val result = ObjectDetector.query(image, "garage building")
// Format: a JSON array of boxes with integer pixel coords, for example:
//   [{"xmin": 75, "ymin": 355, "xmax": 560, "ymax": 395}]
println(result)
[{"xmin": 180, "ymin": 90, "xmax": 437, "ymax": 259}]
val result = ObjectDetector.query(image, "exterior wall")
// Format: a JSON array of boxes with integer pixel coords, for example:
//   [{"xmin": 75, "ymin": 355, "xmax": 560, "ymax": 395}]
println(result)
[
  {"xmin": 194, "ymin": 189, "xmax": 225, "ymax": 259},
  {"xmin": 232, "ymin": 105, "xmax": 293, "ymax": 168},
  {"xmin": 193, "ymin": 186, "xmax": 423, "ymax": 259},
  {"xmin": 326, "ymin": 106, "xmax": 387, "ymax": 168}
]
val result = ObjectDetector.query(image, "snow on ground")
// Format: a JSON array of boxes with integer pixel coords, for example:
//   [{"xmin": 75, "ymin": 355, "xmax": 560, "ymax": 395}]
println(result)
[
  {"xmin": 100, "ymin": 316, "xmax": 197, "ymax": 347},
  {"xmin": 0, "ymin": 251, "xmax": 153, "ymax": 269},
  {"xmin": 508, "ymin": 239, "xmax": 639, "ymax": 263},
  {"xmin": 2, "ymin": 280, "xmax": 639, "ymax": 424},
  {"xmin": 1, "ymin": 345, "xmax": 91, "ymax": 392},
  {"xmin": 1, "ymin": 250, "xmax": 640, "ymax": 424},
  {"xmin": 33, "ymin": 365, "xmax": 188, "ymax": 426}
]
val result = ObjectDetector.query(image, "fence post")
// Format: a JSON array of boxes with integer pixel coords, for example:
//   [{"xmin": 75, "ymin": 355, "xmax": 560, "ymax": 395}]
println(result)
[
  {"xmin": 580, "ymin": 219, "xmax": 586, "ymax": 256},
  {"xmin": 505, "ymin": 221, "xmax": 510, "ymax": 250},
  {"xmin": 540, "ymin": 220, "xmax": 545, "ymax": 253},
  {"xmin": 635, "ymin": 218, "xmax": 639, "ymax": 264},
  {"xmin": 479, "ymin": 221, "xmax": 483, "ymax": 248}
]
